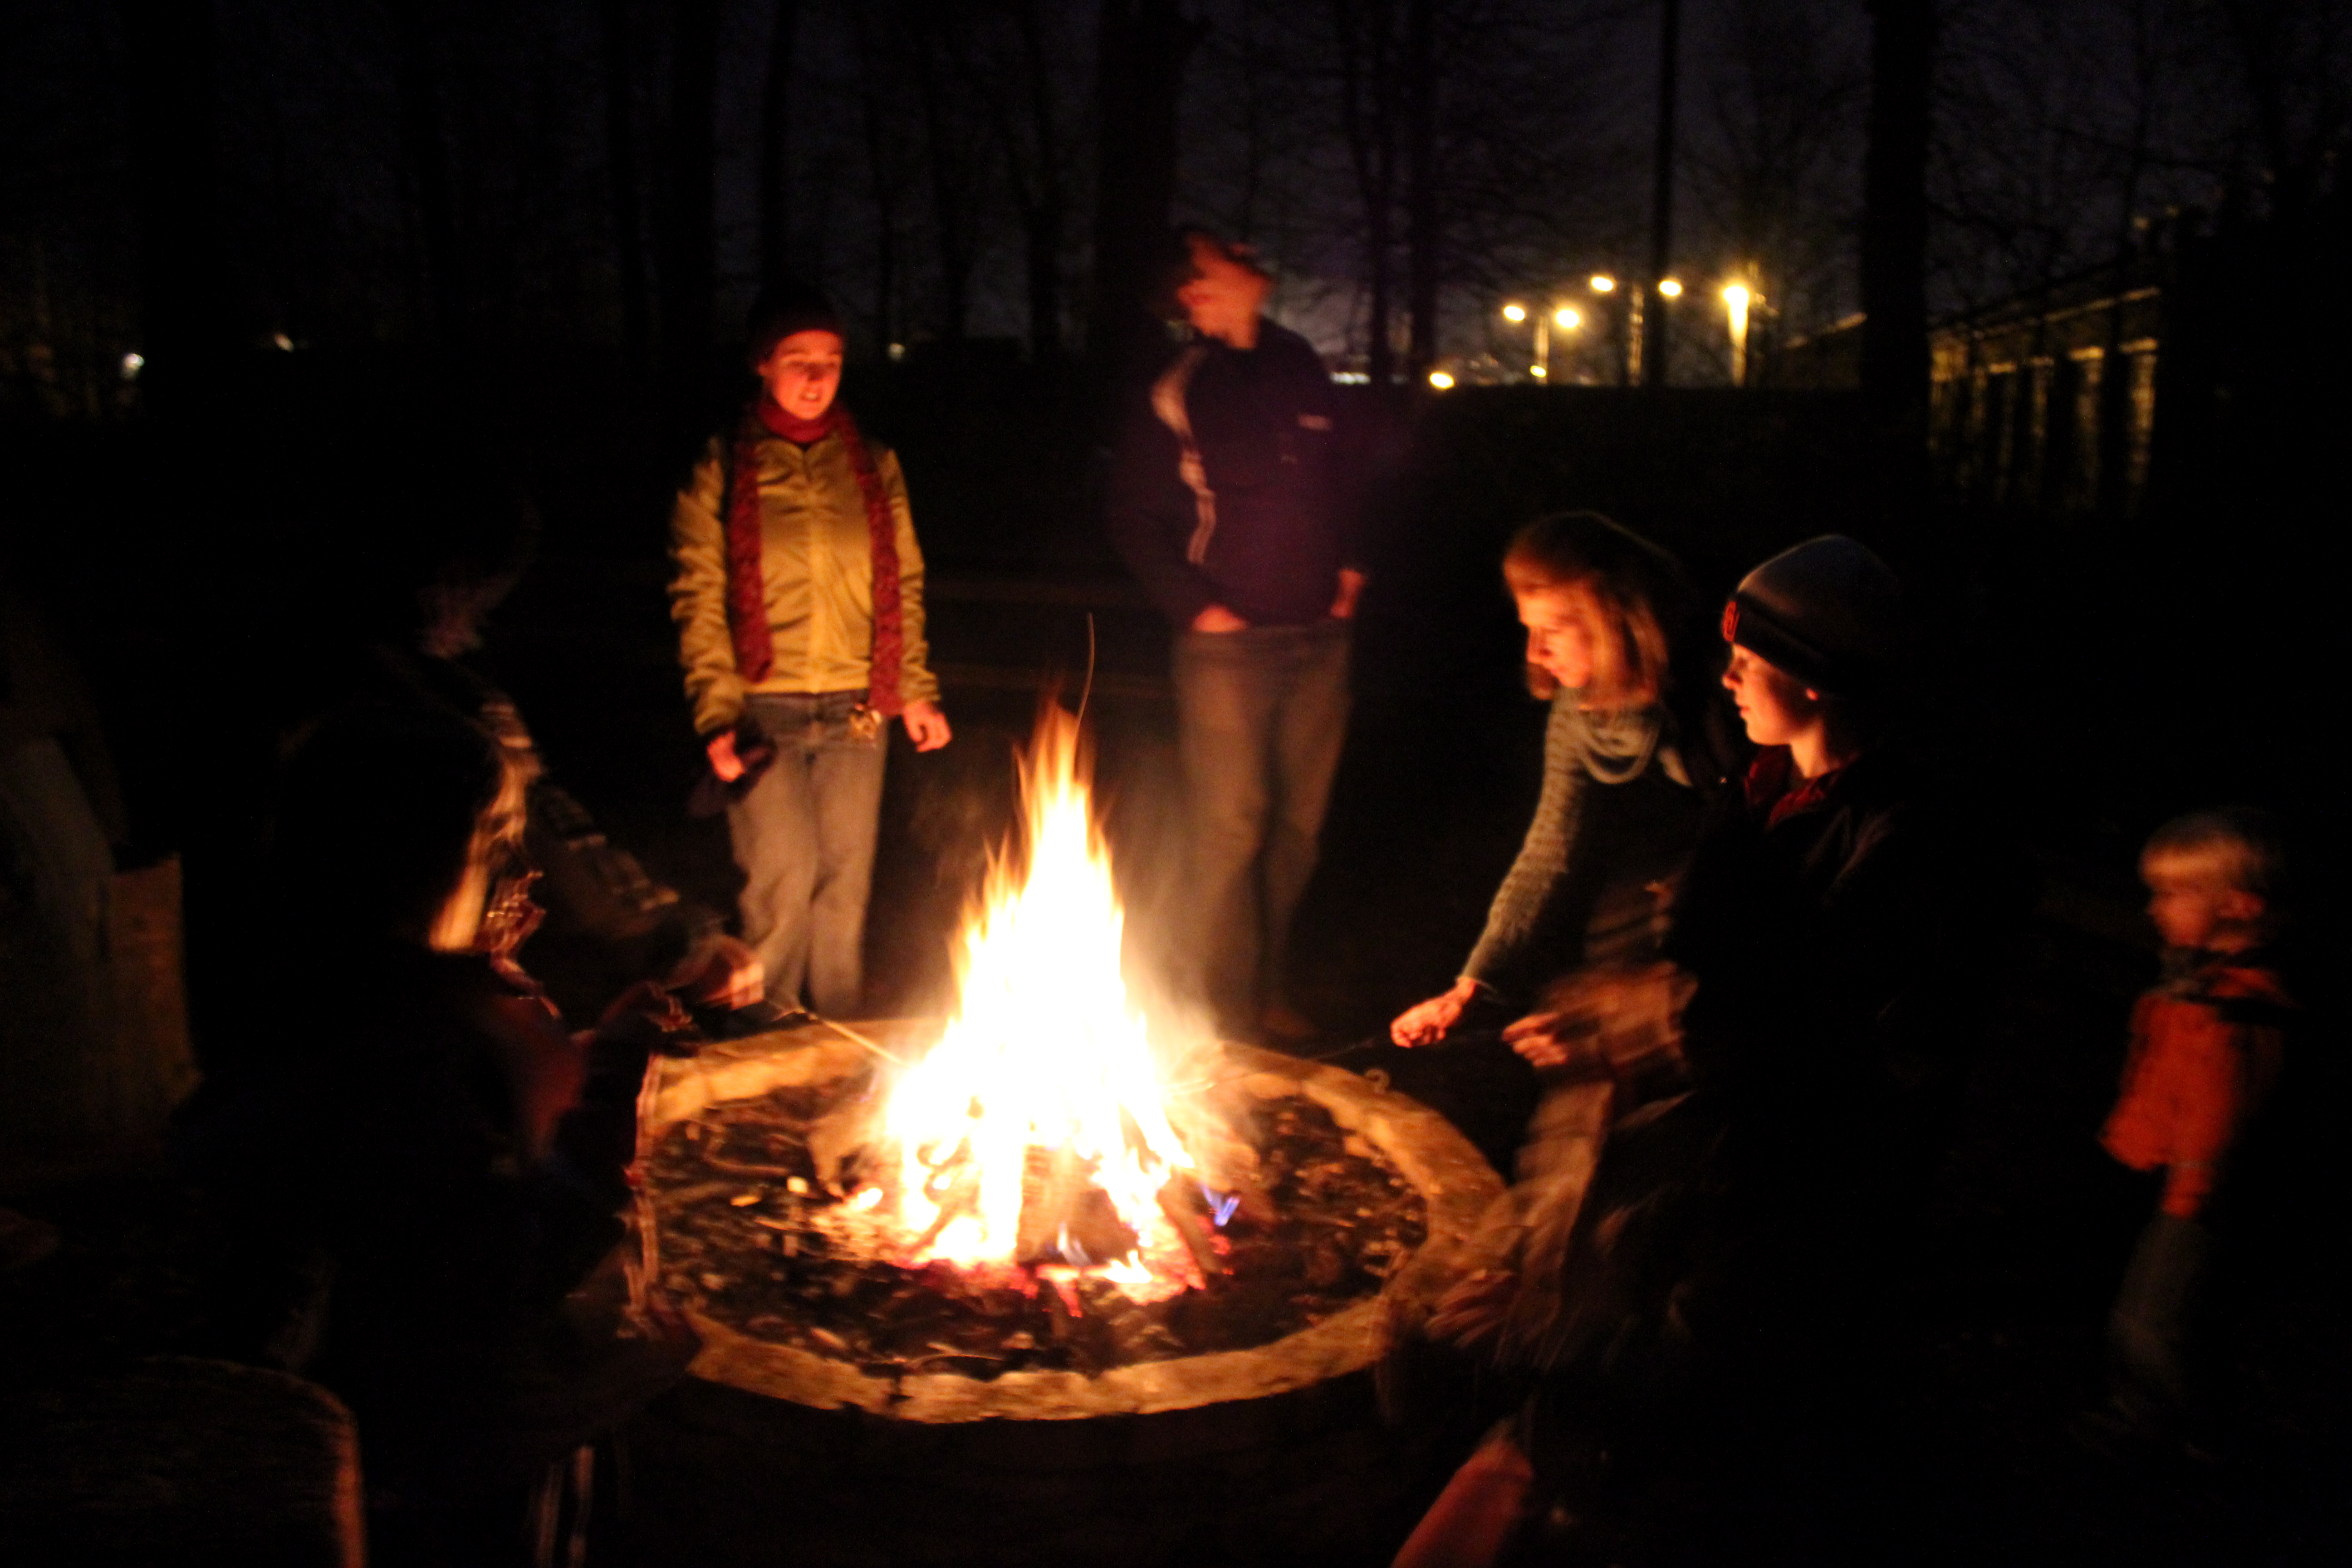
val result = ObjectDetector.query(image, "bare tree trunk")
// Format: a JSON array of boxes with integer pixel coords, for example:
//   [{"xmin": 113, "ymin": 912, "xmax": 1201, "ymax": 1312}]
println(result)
[
  {"xmin": 852, "ymin": 11, "xmax": 902, "ymax": 349},
  {"xmin": 914, "ymin": 13, "xmax": 975, "ymax": 341},
  {"xmin": 599, "ymin": 0, "xmax": 652, "ymax": 372},
  {"xmin": 1642, "ymin": 0, "xmax": 1681, "ymax": 387},
  {"xmin": 1088, "ymin": 0, "xmax": 1203, "ymax": 385},
  {"xmin": 1859, "ymin": 0, "xmax": 1933, "ymax": 488},
  {"xmin": 760, "ymin": 0, "xmax": 802, "ymax": 289},
  {"xmin": 391, "ymin": 0, "xmax": 466, "ymax": 356},
  {"xmin": 1337, "ymin": 0, "xmax": 1399, "ymax": 385},
  {"xmin": 663, "ymin": 0, "xmax": 720, "ymax": 401},
  {"xmin": 1016, "ymin": 1, "xmax": 1066, "ymax": 359},
  {"xmin": 118, "ymin": 0, "xmax": 230, "ymax": 396},
  {"xmin": 1404, "ymin": 0, "xmax": 1437, "ymax": 380},
  {"xmin": 1235, "ymin": 0, "xmax": 1266, "ymax": 234}
]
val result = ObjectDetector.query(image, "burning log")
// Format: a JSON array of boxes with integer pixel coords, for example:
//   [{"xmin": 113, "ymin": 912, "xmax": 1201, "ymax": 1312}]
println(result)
[
  {"xmin": 1014, "ymin": 1145, "xmax": 1139, "ymax": 1269},
  {"xmin": 804, "ymin": 1092, "xmax": 886, "ymax": 1196},
  {"xmin": 1155, "ymin": 1179, "xmax": 1230, "ymax": 1280}
]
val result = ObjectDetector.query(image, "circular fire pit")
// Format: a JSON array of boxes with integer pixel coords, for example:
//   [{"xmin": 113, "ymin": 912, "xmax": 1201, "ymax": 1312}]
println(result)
[{"xmin": 639, "ymin": 1022, "xmax": 1501, "ymax": 1423}]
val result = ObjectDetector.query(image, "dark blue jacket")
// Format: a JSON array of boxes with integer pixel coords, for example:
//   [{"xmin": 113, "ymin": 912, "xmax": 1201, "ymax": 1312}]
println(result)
[{"xmin": 1107, "ymin": 322, "xmax": 1360, "ymax": 627}]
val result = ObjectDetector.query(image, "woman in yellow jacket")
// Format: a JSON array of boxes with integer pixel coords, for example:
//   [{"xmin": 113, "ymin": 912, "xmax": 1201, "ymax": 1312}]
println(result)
[{"xmin": 668, "ymin": 286, "xmax": 950, "ymax": 1017}]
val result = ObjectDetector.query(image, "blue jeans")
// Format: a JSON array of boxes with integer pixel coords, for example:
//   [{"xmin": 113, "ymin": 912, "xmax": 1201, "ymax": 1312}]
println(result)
[
  {"xmin": 1171, "ymin": 619, "xmax": 1351, "ymax": 1030},
  {"xmin": 727, "ymin": 692, "xmax": 887, "ymax": 1015}
]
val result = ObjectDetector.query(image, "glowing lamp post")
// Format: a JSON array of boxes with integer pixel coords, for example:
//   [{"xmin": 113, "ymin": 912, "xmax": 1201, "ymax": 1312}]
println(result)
[
  {"xmin": 1501, "ymin": 301, "xmax": 1546, "ymax": 380},
  {"xmin": 1588, "ymin": 275, "xmax": 1629, "ymax": 383},
  {"xmin": 1721, "ymin": 283, "xmax": 1752, "ymax": 386},
  {"xmin": 1501, "ymin": 300, "xmax": 1582, "ymax": 382},
  {"xmin": 1547, "ymin": 307, "xmax": 1583, "ymax": 382}
]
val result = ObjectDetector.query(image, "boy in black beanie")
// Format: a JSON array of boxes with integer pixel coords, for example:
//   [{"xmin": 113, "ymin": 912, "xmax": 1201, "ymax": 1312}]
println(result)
[{"xmin": 1442, "ymin": 535, "xmax": 1975, "ymax": 1563}]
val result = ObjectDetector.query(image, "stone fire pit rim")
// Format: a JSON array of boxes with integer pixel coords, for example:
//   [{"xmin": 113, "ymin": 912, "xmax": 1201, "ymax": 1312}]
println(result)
[{"xmin": 644, "ymin": 1021, "xmax": 1503, "ymax": 1423}]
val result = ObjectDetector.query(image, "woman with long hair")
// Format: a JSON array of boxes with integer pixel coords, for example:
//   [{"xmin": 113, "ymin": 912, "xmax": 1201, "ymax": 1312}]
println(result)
[{"xmin": 1376, "ymin": 512, "xmax": 1707, "ymax": 1174}]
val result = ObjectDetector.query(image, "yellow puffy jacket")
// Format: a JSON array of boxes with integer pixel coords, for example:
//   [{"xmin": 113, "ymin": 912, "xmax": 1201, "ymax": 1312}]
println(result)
[{"xmin": 667, "ymin": 424, "xmax": 940, "ymax": 738}]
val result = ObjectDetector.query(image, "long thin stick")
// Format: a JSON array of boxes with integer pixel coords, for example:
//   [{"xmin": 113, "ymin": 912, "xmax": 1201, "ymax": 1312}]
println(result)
[
  {"xmin": 1075, "ymin": 610, "xmax": 1098, "ymax": 729},
  {"xmin": 818, "ymin": 1015, "xmax": 906, "ymax": 1067}
]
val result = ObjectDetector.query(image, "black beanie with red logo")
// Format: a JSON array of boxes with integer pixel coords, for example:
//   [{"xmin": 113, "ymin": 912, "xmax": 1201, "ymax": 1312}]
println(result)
[{"xmin": 1720, "ymin": 535, "xmax": 1905, "ymax": 696}]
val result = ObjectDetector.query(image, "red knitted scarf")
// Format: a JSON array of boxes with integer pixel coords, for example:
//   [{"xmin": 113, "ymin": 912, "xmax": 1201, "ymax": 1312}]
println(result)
[{"xmin": 721, "ymin": 400, "xmax": 904, "ymax": 714}]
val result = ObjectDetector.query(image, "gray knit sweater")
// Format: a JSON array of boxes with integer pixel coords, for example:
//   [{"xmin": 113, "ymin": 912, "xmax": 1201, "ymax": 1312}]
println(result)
[{"xmin": 1461, "ymin": 691, "xmax": 1698, "ymax": 1003}]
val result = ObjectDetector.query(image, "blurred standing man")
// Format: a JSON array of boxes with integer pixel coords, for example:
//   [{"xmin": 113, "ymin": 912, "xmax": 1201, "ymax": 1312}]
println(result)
[{"xmin": 1109, "ymin": 228, "xmax": 1366, "ymax": 1041}]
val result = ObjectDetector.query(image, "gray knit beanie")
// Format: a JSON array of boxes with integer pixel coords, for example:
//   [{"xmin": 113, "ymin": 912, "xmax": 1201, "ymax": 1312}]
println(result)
[{"xmin": 1721, "ymin": 535, "xmax": 1904, "ymax": 696}]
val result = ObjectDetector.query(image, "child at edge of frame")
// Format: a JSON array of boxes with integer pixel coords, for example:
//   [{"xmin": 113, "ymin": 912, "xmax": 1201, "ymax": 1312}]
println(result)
[{"xmin": 2083, "ymin": 807, "xmax": 2295, "ymax": 1459}]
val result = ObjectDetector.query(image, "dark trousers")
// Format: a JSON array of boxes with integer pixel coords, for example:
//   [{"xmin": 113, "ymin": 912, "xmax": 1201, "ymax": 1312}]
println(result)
[
  {"xmin": 1171, "ymin": 619, "xmax": 1351, "ymax": 1031},
  {"xmin": 726, "ymin": 691, "xmax": 887, "ymax": 1016},
  {"xmin": 2109, "ymin": 1209, "xmax": 2215, "ymax": 1433}
]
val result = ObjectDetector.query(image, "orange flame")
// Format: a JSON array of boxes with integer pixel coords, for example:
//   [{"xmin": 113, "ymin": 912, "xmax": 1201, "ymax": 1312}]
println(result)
[{"xmin": 880, "ymin": 705, "xmax": 1199, "ymax": 1298}]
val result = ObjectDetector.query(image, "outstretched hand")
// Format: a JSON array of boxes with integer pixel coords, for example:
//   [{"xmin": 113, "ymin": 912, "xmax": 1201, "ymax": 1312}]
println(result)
[
  {"xmin": 1500, "ymin": 1009, "xmax": 1597, "ymax": 1069},
  {"xmin": 1425, "ymin": 1268, "xmax": 1520, "ymax": 1352},
  {"xmin": 1391, "ymin": 976, "xmax": 1481, "ymax": 1047},
  {"xmin": 672, "ymin": 934, "xmax": 764, "ymax": 1011},
  {"xmin": 1504, "ymin": 963, "xmax": 1693, "ymax": 1077}
]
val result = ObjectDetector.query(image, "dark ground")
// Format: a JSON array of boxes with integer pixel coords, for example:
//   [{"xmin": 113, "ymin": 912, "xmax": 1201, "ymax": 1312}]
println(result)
[{"xmin": 3, "ymin": 370, "xmax": 2348, "ymax": 1563}]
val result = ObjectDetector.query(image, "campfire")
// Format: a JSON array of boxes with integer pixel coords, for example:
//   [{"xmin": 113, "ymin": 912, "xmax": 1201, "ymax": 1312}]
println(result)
[
  {"xmin": 875, "ymin": 704, "xmax": 1206, "ymax": 1301},
  {"xmin": 635, "ymin": 704, "xmax": 1504, "ymax": 1421}
]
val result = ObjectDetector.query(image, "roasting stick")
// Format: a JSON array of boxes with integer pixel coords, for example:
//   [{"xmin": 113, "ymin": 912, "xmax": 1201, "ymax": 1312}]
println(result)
[
  {"xmin": 1166, "ymin": 1036, "xmax": 1372, "ymax": 1097},
  {"xmin": 624, "ymin": 1054, "xmax": 667, "ymax": 1333},
  {"xmin": 816, "ymin": 1015, "xmax": 906, "ymax": 1067}
]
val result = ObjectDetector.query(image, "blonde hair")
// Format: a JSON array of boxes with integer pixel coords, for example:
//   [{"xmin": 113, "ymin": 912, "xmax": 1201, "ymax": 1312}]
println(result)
[
  {"xmin": 1502, "ymin": 512, "xmax": 1685, "ymax": 705},
  {"xmin": 2143, "ymin": 808, "xmax": 2288, "ymax": 921}
]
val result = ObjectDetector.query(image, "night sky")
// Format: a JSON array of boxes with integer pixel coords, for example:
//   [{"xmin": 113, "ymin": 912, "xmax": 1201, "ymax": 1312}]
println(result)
[{"xmin": 7, "ymin": 0, "xmax": 2335, "ymax": 398}]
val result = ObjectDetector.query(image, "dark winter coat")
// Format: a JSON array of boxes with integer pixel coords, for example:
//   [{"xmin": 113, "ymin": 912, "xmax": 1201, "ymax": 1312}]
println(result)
[
  {"xmin": 1668, "ymin": 743, "xmax": 1971, "ymax": 1152},
  {"xmin": 1106, "ymin": 322, "xmax": 1361, "ymax": 627},
  {"xmin": 1543, "ymin": 742, "xmax": 1976, "ymax": 1380},
  {"xmin": 362, "ymin": 643, "xmax": 723, "ymax": 1021},
  {"xmin": 179, "ymin": 946, "xmax": 674, "ymax": 1499}
]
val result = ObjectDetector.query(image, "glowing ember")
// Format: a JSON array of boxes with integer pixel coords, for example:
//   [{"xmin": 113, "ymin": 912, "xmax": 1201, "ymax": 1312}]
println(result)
[{"xmin": 879, "ymin": 705, "xmax": 1201, "ymax": 1302}]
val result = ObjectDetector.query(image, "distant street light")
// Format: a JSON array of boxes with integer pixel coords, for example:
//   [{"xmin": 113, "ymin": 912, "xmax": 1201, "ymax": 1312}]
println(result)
[
  {"xmin": 1500, "ymin": 299, "xmax": 1572, "ymax": 382},
  {"xmin": 1657, "ymin": 277, "xmax": 1684, "ymax": 299},
  {"xmin": 1589, "ymin": 274, "xmax": 1616, "ymax": 294},
  {"xmin": 1428, "ymin": 369, "xmax": 1456, "ymax": 390},
  {"xmin": 1721, "ymin": 283, "xmax": 1752, "ymax": 386}
]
